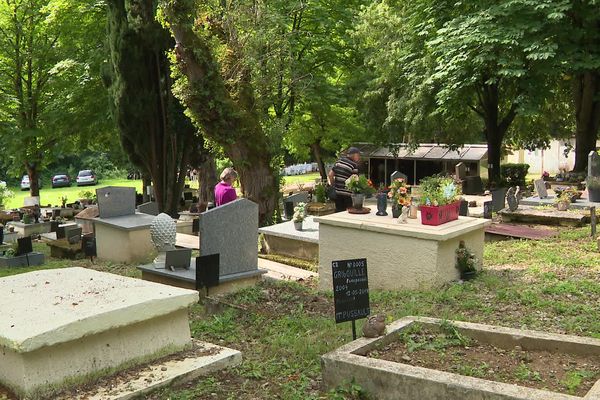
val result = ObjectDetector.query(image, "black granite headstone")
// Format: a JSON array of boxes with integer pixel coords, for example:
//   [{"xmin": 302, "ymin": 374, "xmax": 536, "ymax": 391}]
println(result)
[
  {"xmin": 459, "ymin": 200, "xmax": 469, "ymax": 216},
  {"xmin": 82, "ymin": 236, "xmax": 97, "ymax": 257},
  {"xmin": 17, "ymin": 237, "xmax": 33, "ymax": 256},
  {"xmin": 196, "ymin": 254, "xmax": 220, "ymax": 289}
]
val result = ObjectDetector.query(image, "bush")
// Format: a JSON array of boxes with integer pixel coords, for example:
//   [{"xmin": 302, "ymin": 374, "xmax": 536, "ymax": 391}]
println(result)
[{"xmin": 501, "ymin": 163, "xmax": 530, "ymax": 187}]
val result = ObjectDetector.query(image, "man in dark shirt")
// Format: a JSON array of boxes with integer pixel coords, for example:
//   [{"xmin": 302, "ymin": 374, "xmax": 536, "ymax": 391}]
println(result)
[{"xmin": 328, "ymin": 147, "xmax": 361, "ymax": 212}]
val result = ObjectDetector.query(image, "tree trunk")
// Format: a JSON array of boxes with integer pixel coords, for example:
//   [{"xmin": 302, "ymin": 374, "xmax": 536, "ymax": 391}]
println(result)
[
  {"xmin": 197, "ymin": 155, "xmax": 217, "ymax": 205},
  {"xmin": 142, "ymin": 175, "xmax": 151, "ymax": 203},
  {"xmin": 572, "ymin": 71, "xmax": 600, "ymax": 172},
  {"xmin": 26, "ymin": 163, "xmax": 40, "ymax": 198},
  {"xmin": 311, "ymin": 142, "xmax": 327, "ymax": 181}
]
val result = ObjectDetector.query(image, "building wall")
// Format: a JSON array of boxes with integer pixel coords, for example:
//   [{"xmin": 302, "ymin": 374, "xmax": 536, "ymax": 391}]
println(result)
[{"xmin": 504, "ymin": 139, "xmax": 576, "ymax": 175}]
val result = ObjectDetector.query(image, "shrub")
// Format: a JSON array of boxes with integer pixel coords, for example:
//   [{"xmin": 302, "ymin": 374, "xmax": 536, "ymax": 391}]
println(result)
[
  {"xmin": 501, "ymin": 163, "xmax": 530, "ymax": 187},
  {"xmin": 314, "ymin": 182, "xmax": 327, "ymax": 203}
]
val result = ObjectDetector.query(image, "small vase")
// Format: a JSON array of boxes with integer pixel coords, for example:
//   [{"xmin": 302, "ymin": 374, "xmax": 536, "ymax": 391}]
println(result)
[
  {"xmin": 409, "ymin": 204, "xmax": 418, "ymax": 219},
  {"xmin": 556, "ymin": 201, "xmax": 569, "ymax": 211},
  {"xmin": 294, "ymin": 221, "xmax": 303, "ymax": 231},
  {"xmin": 351, "ymin": 194, "xmax": 365, "ymax": 210},
  {"xmin": 376, "ymin": 193, "xmax": 388, "ymax": 216},
  {"xmin": 392, "ymin": 205, "xmax": 401, "ymax": 218}
]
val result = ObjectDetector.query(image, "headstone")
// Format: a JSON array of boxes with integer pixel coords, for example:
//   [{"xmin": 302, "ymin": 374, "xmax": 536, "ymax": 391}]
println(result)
[
  {"xmin": 196, "ymin": 254, "xmax": 220, "ymax": 290},
  {"xmin": 56, "ymin": 224, "xmax": 78, "ymax": 240},
  {"xmin": 591, "ymin": 206, "xmax": 597, "ymax": 238},
  {"xmin": 332, "ymin": 258, "xmax": 370, "ymax": 324},
  {"xmin": 138, "ymin": 201, "xmax": 160, "ymax": 216},
  {"xmin": 589, "ymin": 151, "xmax": 600, "ymax": 177},
  {"xmin": 17, "ymin": 237, "xmax": 33, "ymax": 256},
  {"xmin": 198, "ymin": 198, "xmax": 258, "ymax": 276},
  {"xmin": 483, "ymin": 201, "xmax": 493, "ymax": 219},
  {"xmin": 82, "ymin": 235, "xmax": 97, "ymax": 257},
  {"xmin": 66, "ymin": 227, "xmax": 82, "ymax": 245},
  {"xmin": 534, "ymin": 179, "xmax": 548, "ymax": 199},
  {"xmin": 506, "ymin": 187, "xmax": 519, "ymax": 212},
  {"xmin": 165, "ymin": 249, "xmax": 192, "ymax": 270},
  {"xmin": 390, "ymin": 170, "xmax": 408, "ymax": 182},
  {"xmin": 455, "ymin": 162, "xmax": 467, "ymax": 180},
  {"xmin": 459, "ymin": 199, "xmax": 469, "ymax": 216},
  {"xmin": 96, "ymin": 186, "xmax": 136, "ymax": 219},
  {"xmin": 23, "ymin": 196, "xmax": 40, "ymax": 207},
  {"xmin": 283, "ymin": 192, "xmax": 309, "ymax": 220}
]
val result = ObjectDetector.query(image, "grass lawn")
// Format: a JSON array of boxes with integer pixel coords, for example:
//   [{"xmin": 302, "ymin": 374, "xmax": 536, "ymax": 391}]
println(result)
[
  {"xmin": 4, "ymin": 178, "xmax": 200, "ymax": 209},
  {"xmin": 1, "ymin": 227, "xmax": 598, "ymax": 399}
]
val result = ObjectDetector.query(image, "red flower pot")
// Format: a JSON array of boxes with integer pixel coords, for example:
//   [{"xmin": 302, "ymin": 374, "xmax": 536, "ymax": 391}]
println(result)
[{"xmin": 420, "ymin": 201, "xmax": 461, "ymax": 226}]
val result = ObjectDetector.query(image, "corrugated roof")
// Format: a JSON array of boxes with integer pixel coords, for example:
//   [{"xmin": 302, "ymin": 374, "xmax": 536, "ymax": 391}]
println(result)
[{"xmin": 348, "ymin": 143, "xmax": 487, "ymax": 161}]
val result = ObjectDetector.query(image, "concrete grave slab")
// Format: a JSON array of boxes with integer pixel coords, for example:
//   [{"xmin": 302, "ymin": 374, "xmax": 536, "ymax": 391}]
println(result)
[
  {"xmin": 7, "ymin": 221, "xmax": 51, "ymax": 237},
  {"xmin": 0, "ymin": 267, "xmax": 199, "ymax": 399},
  {"xmin": 259, "ymin": 216, "xmax": 319, "ymax": 260},
  {"xmin": 96, "ymin": 186, "xmax": 136, "ymax": 219},
  {"xmin": 93, "ymin": 213, "xmax": 155, "ymax": 263},
  {"xmin": 322, "ymin": 316, "xmax": 600, "ymax": 400}
]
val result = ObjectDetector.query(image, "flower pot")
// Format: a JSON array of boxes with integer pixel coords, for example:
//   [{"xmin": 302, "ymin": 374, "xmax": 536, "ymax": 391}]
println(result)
[
  {"xmin": 589, "ymin": 187, "xmax": 600, "ymax": 203},
  {"xmin": 419, "ymin": 201, "xmax": 461, "ymax": 226},
  {"xmin": 294, "ymin": 221, "xmax": 303, "ymax": 231},
  {"xmin": 351, "ymin": 194, "xmax": 365, "ymax": 210},
  {"xmin": 460, "ymin": 270, "xmax": 477, "ymax": 281},
  {"xmin": 392, "ymin": 205, "xmax": 401, "ymax": 218},
  {"xmin": 556, "ymin": 201, "xmax": 569, "ymax": 211},
  {"xmin": 376, "ymin": 193, "xmax": 388, "ymax": 216}
]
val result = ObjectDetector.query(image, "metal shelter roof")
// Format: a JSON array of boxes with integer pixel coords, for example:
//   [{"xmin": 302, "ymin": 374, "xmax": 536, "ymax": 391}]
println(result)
[{"xmin": 350, "ymin": 143, "xmax": 487, "ymax": 162}]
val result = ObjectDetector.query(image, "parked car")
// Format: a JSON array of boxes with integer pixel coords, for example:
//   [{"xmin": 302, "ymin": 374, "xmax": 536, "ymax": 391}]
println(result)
[
  {"xmin": 76, "ymin": 170, "xmax": 98, "ymax": 186},
  {"xmin": 51, "ymin": 174, "xmax": 71, "ymax": 188}
]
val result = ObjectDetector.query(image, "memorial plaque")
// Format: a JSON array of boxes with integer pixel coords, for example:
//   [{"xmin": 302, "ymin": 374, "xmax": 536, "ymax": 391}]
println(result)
[
  {"xmin": 165, "ymin": 249, "xmax": 192, "ymax": 270},
  {"xmin": 459, "ymin": 199, "xmax": 469, "ymax": 216},
  {"xmin": 82, "ymin": 236, "xmax": 97, "ymax": 257},
  {"xmin": 196, "ymin": 254, "xmax": 220, "ymax": 289},
  {"xmin": 483, "ymin": 201, "xmax": 493, "ymax": 219},
  {"xmin": 67, "ymin": 227, "xmax": 82, "ymax": 245},
  {"xmin": 332, "ymin": 258, "xmax": 370, "ymax": 324},
  {"xmin": 17, "ymin": 237, "xmax": 33, "ymax": 256},
  {"xmin": 534, "ymin": 179, "xmax": 548, "ymax": 199}
]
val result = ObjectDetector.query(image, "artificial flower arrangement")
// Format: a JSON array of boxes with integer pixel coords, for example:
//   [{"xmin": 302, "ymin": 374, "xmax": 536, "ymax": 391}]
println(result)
[
  {"xmin": 345, "ymin": 174, "xmax": 376, "ymax": 195},
  {"xmin": 388, "ymin": 178, "xmax": 411, "ymax": 207},
  {"xmin": 419, "ymin": 175, "xmax": 461, "ymax": 207},
  {"xmin": 293, "ymin": 202, "xmax": 307, "ymax": 223}
]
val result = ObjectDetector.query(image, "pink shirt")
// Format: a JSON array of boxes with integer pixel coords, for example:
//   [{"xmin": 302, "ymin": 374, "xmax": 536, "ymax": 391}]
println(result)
[{"xmin": 214, "ymin": 181, "xmax": 237, "ymax": 206}]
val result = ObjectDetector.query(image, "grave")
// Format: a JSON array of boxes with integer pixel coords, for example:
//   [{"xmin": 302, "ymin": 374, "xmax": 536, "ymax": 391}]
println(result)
[
  {"xmin": 93, "ymin": 187, "xmax": 155, "ymax": 263},
  {"xmin": 283, "ymin": 192, "xmax": 310, "ymax": 220},
  {"xmin": 137, "ymin": 201, "xmax": 160, "ymax": 216},
  {"xmin": 322, "ymin": 316, "xmax": 600, "ymax": 400},
  {"xmin": 520, "ymin": 195, "xmax": 595, "ymax": 210},
  {"xmin": 0, "ymin": 237, "xmax": 45, "ymax": 267},
  {"xmin": 74, "ymin": 205, "xmax": 99, "ymax": 235},
  {"xmin": 315, "ymin": 209, "xmax": 490, "ymax": 291},
  {"xmin": 534, "ymin": 179, "xmax": 548, "ymax": 199},
  {"xmin": 498, "ymin": 206, "xmax": 588, "ymax": 227},
  {"xmin": 138, "ymin": 199, "xmax": 266, "ymax": 295},
  {"xmin": 6, "ymin": 221, "xmax": 51, "ymax": 237},
  {"xmin": 0, "ymin": 268, "xmax": 241, "ymax": 399},
  {"xmin": 390, "ymin": 170, "xmax": 408, "ymax": 182},
  {"xmin": 259, "ymin": 216, "xmax": 319, "ymax": 260}
]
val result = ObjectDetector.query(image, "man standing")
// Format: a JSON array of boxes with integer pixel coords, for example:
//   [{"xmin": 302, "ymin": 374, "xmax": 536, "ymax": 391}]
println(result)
[{"xmin": 328, "ymin": 147, "xmax": 361, "ymax": 212}]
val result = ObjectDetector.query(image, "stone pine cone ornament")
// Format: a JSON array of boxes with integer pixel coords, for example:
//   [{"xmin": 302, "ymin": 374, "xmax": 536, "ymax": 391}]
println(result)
[
  {"xmin": 150, "ymin": 213, "xmax": 176, "ymax": 252},
  {"xmin": 362, "ymin": 314, "xmax": 387, "ymax": 338}
]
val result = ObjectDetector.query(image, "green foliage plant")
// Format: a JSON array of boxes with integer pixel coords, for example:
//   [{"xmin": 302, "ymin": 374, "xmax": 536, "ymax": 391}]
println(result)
[
  {"xmin": 345, "ymin": 175, "xmax": 376, "ymax": 195},
  {"xmin": 500, "ymin": 164, "xmax": 530, "ymax": 188},
  {"xmin": 0, "ymin": 181, "xmax": 14, "ymax": 207},
  {"xmin": 314, "ymin": 183, "xmax": 327, "ymax": 203},
  {"xmin": 419, "ymin": 175, "xmax": 461, "ymax": 206}
]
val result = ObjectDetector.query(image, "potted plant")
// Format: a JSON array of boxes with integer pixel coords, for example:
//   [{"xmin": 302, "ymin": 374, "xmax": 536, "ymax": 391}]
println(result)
[
  {"xmin": 0, "ymin": 181, "xmax": 14, "ymax": 211},
  {"xmin": 554, "ymin": 191, "xmax": 571, "ymax": 211},
  {"xmin": 587, "ymin": 176, "xmax": 600, "ymax": 203},
  {"xmin": 419, "ymin": 175, "xmax": 462, "ymax": 226},
  {"xmin": 79, "ymin": 190, "xmax": 95, "ymax": 206},
  {"xmin": 61, "ymin": 196, "xmax": 68, "ymax": 209},
  {"xmin": 345, "ymin": 174, "xmax": 375, "ymax": 210},
  {"xmin": 456, "ymin": 241, "xmax": 478, "ymax": 281},
  {"xmin": 22, "ymin": 212, "xmax": 32, "ymax": 224},
  {"xmin": 388, "ymin": 178, "xmax": 411, "ymax": 218},
  {"xmin": 293, "ymin": 202, "xmax": 306, "ymax": 231}
]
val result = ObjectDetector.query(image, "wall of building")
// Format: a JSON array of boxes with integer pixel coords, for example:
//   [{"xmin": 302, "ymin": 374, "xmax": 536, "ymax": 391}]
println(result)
[{"xmin": 504, "ymin": 139, "xmax": 576, "ymax": 175}]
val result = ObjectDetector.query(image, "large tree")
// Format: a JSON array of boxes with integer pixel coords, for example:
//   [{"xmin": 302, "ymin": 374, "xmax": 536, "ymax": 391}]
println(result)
[
  {"xmin": 105, "ymin": 0, "xmax": 203, "ymax": 216},
  {"xmin": 0, "ymin": 0, "xmax": 110, "ymax": 197}
]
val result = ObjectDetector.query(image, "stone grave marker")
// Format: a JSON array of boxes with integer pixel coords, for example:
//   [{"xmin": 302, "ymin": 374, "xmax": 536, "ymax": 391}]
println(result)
[
  {"xmin": 589, "ymin": 150, "xmax": 600, "ymax": 177},
  {"xmin": 284, "ymin": 192, "xmax": 309, "ymax": 220},
  {"xmin": 390, "ymin": 170, "xmax": 408, "ymax": 182},
  {"xmin": 455, "ymin": 162, "xmax": 467, "ymax": 181},
  {"xmin": 66, "ymin": 227, "xmax": 82, "ymax": 245},
  {"xmin": 23, "ymin": 196, "xmax": 40, "ymax": 207},
  {"xmin": 199, "ymin": 198, "xmax": 258, "ymax": 276},
  {"xmin": 96, "ymin": 186, "xmax": 136, "ymax": 219},
  {"xmin": 483, "ymin": 201, "xmax": 493, "ymax": 219},
  {"xmin": 459, "ymin": 199, "xmax": 469, "ymax": 216},
  {"xmin": 534, "ymin": 179, "xmax": 548, "ymax": 199},
  {"xmin": 138, "ymin": 201, "xmax": 160, "ymax": 216},
  {"xmin": 506, "ymin": 187, "xmax": 519, "ymax": 212}
]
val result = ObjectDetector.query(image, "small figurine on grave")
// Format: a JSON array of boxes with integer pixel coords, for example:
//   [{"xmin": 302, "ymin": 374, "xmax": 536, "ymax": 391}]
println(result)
[
  {"xmin": 362, "ymin": 314, "xmax": 386, "ymax": 338},
  {"xmin": 150, "ymin": 213, "xmax": 177, "ymax": 268},
  {"xmin": 32, "ymin": 204, "xmax": 41, "ymax": 224},
  {"xmin": 398, "ymin": 205, "xmax": 409, "ymax": 224}
]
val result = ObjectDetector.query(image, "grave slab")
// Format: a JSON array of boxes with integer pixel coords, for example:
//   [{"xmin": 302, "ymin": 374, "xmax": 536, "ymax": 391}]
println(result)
[
  {"xmin": 0, "ymin": 268, "xmax": 199, "ymax": 399},
  {"xmin": 93, "ymin": 213, "xmax": 155, "ymax": 263},
  {"xmin": 322, "ymin": 316, "xmax": 600, "ymax": 400},
  {"xmin": 499, "ymin": 207, "xmax": 587, "ymax": 227},
  {"xmin": 521, "ymin": 196, "xmax": 598, "ymax": 209},
  {"xmin": 315, "ymin": 209, "xmax": 490, "ymax": 291},
  {"xmin": 7, "ymin": 221, "xmax": 51, "ymax": 237},
  {"xmin": 259, "ymin": 216, "xmax": 319, "ymax": 260}
]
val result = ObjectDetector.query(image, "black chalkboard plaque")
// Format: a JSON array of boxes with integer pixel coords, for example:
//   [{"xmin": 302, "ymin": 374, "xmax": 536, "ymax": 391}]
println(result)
[
  {"xmin": 196, "ymin": 254, "xmax": 220, "ymax": 290},
  {"xmin": 17, "ymin": 237, "xmax": 33, "ymax": 256},
  {"xmin": 82, "ymin": 236, "xmax": 97, "ymax": 257},
  {"xmin": 332, "ymin": 258, "xmax": 370, "ymax": 324}
]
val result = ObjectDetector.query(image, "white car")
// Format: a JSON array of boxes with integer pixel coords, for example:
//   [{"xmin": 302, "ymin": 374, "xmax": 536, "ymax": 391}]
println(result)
[
  {"xmin": 20, "ymin": 175, "xmax": 30, "ymax": 191},
  {"xmin": 76, "ymin": 170, "xmax": 98, "ymax": 186}
]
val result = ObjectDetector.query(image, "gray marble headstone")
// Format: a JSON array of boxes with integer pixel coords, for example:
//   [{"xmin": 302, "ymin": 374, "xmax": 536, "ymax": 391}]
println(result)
[
  {"xmin": 138, "ymin": 201, "xmax": 160, "ymax": 216},
  {"xmin": 96, "ymin": 186, "xmax": 136, "ymax": 219},
  {"xmin": 284, "ymin": 192, "xmax": 309, "ymax": 204},
  {"xmin": 589, "ymin": 151, "xmax": 600, "ymax": 177},
  {"xmin": 534, "ymin": 179, "xmax": 548, "ymax": 199},
  {"xmin": 455, "ymin": 162, "xmax": 467, "ymax": 180},
  {"xmin": 390, "ymin": 170, "xmax": 408, "ymax": 182},
  {"xmin": 199, "ymin": 198, "xmax": 258, "ymax": 276}
]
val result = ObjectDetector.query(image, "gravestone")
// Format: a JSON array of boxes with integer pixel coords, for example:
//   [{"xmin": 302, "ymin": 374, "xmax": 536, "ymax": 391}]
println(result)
[
  {"xmin": 66, "ymin": 227, "xmax": 82, "ymax": 245},
  {"xmin": 82, "ymin": 235, "xmax": 97, "ymax": 257},
  {"xmin": 390, "ymin": 170, "xmax": 408, "ymax": 182},
  {"xmin": 534, "ymin": 179, "xmax": 548, "ymax": 199},
  {"xmin": 284, "ymin": 192, "xmax": 309, "ymax": 220},
  {"xmin": 483, "ymin": 201, "xmax": 493, "ymax": 219},
  {"xmin": 138, "ymin": 201, "xmax": 160, "ymax": 216},
  {"xmin": 17, "ymin": 237, "xmax": 33, "ymax": 256},
  {"xmin": 506, "ymin": 187, "xmax": 519, "ymax": 212},
  {"xmin": 589, "ymin": 151, "xmax": 600, "ymax": 177},
  {"xmin": 455, "ymin": 162, "xmax": 467, "ymax": 181},
  {"xmin": 199, "ymin": 198, "xmax": 258, "ymax": 276},
  {"xmin": 96, "ymin": 186, "xmax": 136, "ymax": 219},
  {"xmin": 23, "ymin": 197, "xmax": 40, "ymax": 207},
  {"xmin": 459, "ymin": 199, "xmax": 469, "ymax": 216},
  {"xmin": 196, "ymin": 254, "xmax": 220, "ymax": 290}
]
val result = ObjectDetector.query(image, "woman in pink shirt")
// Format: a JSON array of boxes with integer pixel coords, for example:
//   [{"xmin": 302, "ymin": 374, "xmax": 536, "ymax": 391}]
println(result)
[{"xmin": 214, "ymin": 167, "xmax": 238, "ymax": 206}]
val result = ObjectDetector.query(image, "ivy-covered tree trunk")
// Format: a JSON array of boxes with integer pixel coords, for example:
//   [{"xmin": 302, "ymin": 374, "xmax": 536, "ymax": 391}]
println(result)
[
  {"xmin": 162, "ymin": 1, "xmax": 279, "ymax": 224},
  {"xmin": 311, "ymin": 142, "xmax": 327, "ymax": 181},
  {"xmin": 106, "ymin": 0, "xmax": 198, "ymax": 216},
  {"xmin": 25, "ymin": 162, "xmax": 40, "ymax": 198},
  {"xmin": 572, "ymin": 71, "xmax": 600, "ymax": 172}
]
